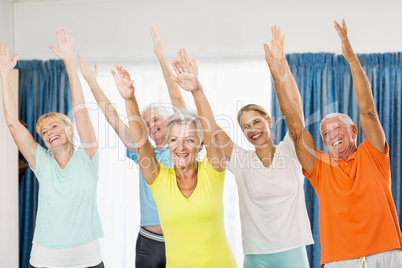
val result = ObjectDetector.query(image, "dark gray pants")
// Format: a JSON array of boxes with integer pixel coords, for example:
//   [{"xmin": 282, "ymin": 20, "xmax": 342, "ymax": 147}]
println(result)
[{"xmin": 136, "ymin": 229, "xmax": 166, "ymax": 268}]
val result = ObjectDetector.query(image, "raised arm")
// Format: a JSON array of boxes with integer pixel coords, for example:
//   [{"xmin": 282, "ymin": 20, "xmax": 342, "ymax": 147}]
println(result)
[
  {"xmin": 171, "ymin": 55, "xmax": 225, "ymax": 172},
  {"xmin": 270, "ymin": 25, "xmax": 303, "ymax": 118},
  {"xmin": 264, "ymin": 43, "xmax": 317, "ymax": 173},
  {"xmin": 334, "ymin": 19, "xmax": 386, "ymax": 153},
  {"xmin": 151, "ymin": 25, "xmax": 186, "ymax": 111},
  {"xmin": 78, "ymin": 56, "xmax": 134, "ymax": 152},
  {"xmin": 49, "ymin": 29, "xmax": 97, "ymax": 158},
  {"xmin": 111, "ymin": 65, "xmax": 159, "ymax": 184},
  {"xmin": 177, "ymin": 50, "xmax": 234, "ymax": 161},
  {"xmin": 0, "ymin": 41, "xmax": 37, "ymax": 169}
]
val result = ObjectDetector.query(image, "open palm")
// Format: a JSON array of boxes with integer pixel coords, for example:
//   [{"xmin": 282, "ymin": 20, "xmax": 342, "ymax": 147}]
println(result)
[
  {"xmin": 264, "ymin": 43, "xmax": 287, "ymax": 84},
  {"xmin": 270, "ymin": 25, "xmax": 285, "ymax": 61},
  {"xmin": 78, "ymin": 55, "xmax": 98, "ymax": 84},
  {"xmin": 171, "ymin": 59, "xmax": 200, "ymax": 92},
  {"xmin": 334, "ymin": 19, "xmax": 356, "ymax": 63},
  {"xmin": 150, "ymin": 24, "xmax": 164, "ymax": 57},
  {"xmin": 178, "ymin": 48, "xmax": 198, "ymax": 77},
  {"xmin": 0, "ymin": 41, "xmax": 18, "ymax": 73},
  {"xmin": 111, "ymin": 65, "xmax": 135, "ymax": 99},
  {"xmin": 49, "ymin": 29, "xmax": 74, "ymax": 63}
]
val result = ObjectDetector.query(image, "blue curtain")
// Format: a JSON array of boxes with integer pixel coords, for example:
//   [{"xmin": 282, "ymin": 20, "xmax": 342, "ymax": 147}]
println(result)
[
  {"xmin": 270, "ymin": 52, "xmax": 402, "ymax": 268},
  {"xmin": 15, "ymin": 59, "xmax": 72, "ymax": 268}
]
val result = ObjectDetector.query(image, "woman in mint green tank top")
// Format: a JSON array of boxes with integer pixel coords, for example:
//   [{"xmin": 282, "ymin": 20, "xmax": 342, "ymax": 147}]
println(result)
[{"xmin": 0, "ymin": 30, "xmax": 105, "ymax": 268}]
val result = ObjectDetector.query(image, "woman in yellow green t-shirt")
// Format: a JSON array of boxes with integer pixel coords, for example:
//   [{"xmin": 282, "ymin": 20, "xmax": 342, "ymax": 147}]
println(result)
[{"xmin": 113, "ymin": 54, "xmax": 237, "ymax": 267}]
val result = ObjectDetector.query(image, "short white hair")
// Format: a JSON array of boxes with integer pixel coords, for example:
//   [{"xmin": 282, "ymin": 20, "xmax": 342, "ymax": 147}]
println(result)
[
  {"xmin": 141, "ymin": 104, "xmax": 171, "ymax": 120},
  {"xmin": 165, "ymin": 109, "xmax": 204, "ymax": 143},
  {"xmin": 320, "ymin": 113, "xmax": 355, "ymax": 137}
]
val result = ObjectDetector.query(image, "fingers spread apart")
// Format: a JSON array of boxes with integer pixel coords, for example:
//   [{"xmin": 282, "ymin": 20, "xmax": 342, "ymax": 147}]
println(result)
[{"xmin": 334, "ymin": 19, "xmax": 348, "ymax": 39}]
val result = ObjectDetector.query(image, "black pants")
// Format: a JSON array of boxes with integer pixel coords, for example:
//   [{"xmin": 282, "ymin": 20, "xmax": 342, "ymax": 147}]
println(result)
[
  {"xmin": 29, "ymin": 261, "xmax": 105, "ymax": 268},
  {"xmin": 136, "ymin": 229, "xmax": 166, "ymax": 268}
]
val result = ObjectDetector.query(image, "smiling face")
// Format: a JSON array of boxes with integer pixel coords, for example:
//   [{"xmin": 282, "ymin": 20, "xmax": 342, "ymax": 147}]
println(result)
[
  {"xmin": 168, "ymin": 123, "xmax": 202, "ymax": 169},
  {"xmin": 40, "ymin": 117, "xmax": 74, "ymax": 152},
  {"xmin": 320, "ymin": 117, "xmax": 358, "ymax": 160},
  {"xmin": 142, "ymin": 108, "xmax": 167, "ymax": 144},
  {"xmin": 240, "ymin": 110, "xmax": 272, "ymax": 147}
]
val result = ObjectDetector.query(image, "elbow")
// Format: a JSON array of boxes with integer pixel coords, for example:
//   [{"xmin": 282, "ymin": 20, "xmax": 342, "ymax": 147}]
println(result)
[
  {"xmin": 135, "ymin": 140, "xmax": 151, "ymax": 152},
  {"xmin": 173, "ymin": 98, "xmax": 186, "ymax": 111},
  {"xmin": 285, "ymin": 114, "xmax": 304, "ymax": 139},
  {"xmin": 132, "ymin": 131, "xmax": 152, "ymax": 150},
  {"xmin": 288, "ymin": 126, "xmax": 304, "ymax": 142},
  {"xmin": 361, "ymin": 107, "xmax": 378, "ymax": 120},
  {"xmin": 6, "ymin": 120, "xmax": 14, "ymax": 129},
  {"xmin": 135, "ymin": 139, "xmax": 155, "ymax": 159},
  {"xmin": 5, "ymin": 116, "xmax": 18, "ymax": 130}
]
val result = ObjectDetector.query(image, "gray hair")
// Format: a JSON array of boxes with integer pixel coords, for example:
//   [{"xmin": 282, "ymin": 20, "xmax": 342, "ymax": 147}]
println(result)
[
  {"xmin": 320, "ymin": 113, "xmax": 355, "ymax": 137},
  {"xmin": 141, "ymin": 104, "xmax": 171, "ymax": 120},
  {"xmin": 165, "ymin": 110, "xmax": 204, "ymax": 143}
]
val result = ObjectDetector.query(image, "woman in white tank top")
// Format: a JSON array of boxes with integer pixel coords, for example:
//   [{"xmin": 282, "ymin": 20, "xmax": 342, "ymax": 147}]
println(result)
[{"xmin": 190, "ymin": 26, "xmax": 314, "ymax": 268}]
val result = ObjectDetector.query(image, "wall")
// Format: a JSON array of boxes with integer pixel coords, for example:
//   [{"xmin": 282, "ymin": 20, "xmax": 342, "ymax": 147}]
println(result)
[
  {"xmin": 0, "ymin": 0, "xmax": 14, "ymax": 53},
  {"xmin": 13, "ymin": 0, "xmax": 402, "ymax": 61},
  {"xmin": 0, "ymin": 70, "xmax": 19, "ymax": 268},
  {"xmin": 3, "ymin": 1, "xmax": 402, "ymax": 266},
  {"xmin": 0, "ymin": 1, "xmax": 18, "ymax": 267}
]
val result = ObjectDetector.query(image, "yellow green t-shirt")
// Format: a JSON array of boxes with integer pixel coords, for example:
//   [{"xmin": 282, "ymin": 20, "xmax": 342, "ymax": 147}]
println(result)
[{"xmin": 148, "ymin": 157, "xmax": 237, "ymax": 268}]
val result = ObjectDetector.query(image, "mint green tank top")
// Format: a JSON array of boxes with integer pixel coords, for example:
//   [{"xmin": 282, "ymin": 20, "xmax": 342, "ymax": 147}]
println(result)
[{"xmin": 30, "ymin": 144, "xmax": 103, "ymax": 248}]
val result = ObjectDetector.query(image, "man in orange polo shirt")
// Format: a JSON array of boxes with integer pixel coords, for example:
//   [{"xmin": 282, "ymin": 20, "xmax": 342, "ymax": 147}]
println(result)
[{"xmin": 264, "ymin": 19, "xmax": 402, "ymax": 267}]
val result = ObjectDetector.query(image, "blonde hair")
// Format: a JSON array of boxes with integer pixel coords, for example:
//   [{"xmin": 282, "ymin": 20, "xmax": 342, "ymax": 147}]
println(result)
[
  {"xmin": 36, "ymin": 112, "xmax": 74, "ymax": 148},
  {"xmin": 237, "ymin": 104, "xmax": 270, "ymax": 126},
  {"xmin": 36, "ymin": 112, "xmax": 72, "ymax": 136}
]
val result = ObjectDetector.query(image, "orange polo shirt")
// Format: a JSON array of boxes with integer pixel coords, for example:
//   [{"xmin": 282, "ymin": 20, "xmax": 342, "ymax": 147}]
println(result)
[{"xmin": 303, "ymin": 139, "xmax": 402, "ymax": 264}]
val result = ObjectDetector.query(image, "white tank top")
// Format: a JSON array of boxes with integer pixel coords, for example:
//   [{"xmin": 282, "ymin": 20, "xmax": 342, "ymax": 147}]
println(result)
[{"xmin": 29, "ymin": 240, "xmax": 102, "ymax": 268}]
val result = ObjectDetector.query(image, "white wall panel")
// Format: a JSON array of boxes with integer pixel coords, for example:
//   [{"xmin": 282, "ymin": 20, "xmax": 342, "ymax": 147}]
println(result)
[
  {"xmin": 0, "ymin": 1, "xmax": 14, "ymax": 55},
  {"xmin": 13, "ymin": 0, "xmax": 402, "ymax": 61},
  {"xmin": 0, "ymin": 70, "xmax": 19, "ymax": 268}
]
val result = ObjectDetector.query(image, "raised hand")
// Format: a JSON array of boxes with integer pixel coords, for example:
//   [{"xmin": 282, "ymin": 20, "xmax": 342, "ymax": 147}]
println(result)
[
  {"xmin": 78, "ymin": 55, "xmax": 98, "ymax": 85},
  {"xmin": 178, "ymin": 48, "xmax": 198, "ymax": 76},
  {"xmin": 0, "ymin": 41, "xmax": 18, "ymax": 74},
  {"xmin": 270, "ymin": 25, "xmax": 285, "ymax": 61},
  {"xmin": 171, "ymin": 52, "xmax": 200, "ymax": 92},
  {"xmin": 150, "ymin": 24, "xmax": 164, "ymax": 57},
  {"xmin": 264, "ymin": 43, "xmax": 287, "ymax": 84},
  {"xmin": 334, "ymin": 19, "xmax": 357, "ymax": 63},
  {"xmin": 111, "ymin": 65, "xmax": 135, "ymax": 100},
  {"xmin": 49, "ymin": 29, "xmax": 75, "ymax": 63}
]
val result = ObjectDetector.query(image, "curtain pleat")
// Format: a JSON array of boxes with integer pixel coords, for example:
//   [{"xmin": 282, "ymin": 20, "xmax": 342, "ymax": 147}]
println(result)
[
  {"xmin": 15, "ymin": 59, "xmax": 72, "ymax": 268},
  {"xmin": 271, "ymin": 52, "xmax": 402, "ymax": 268}
]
